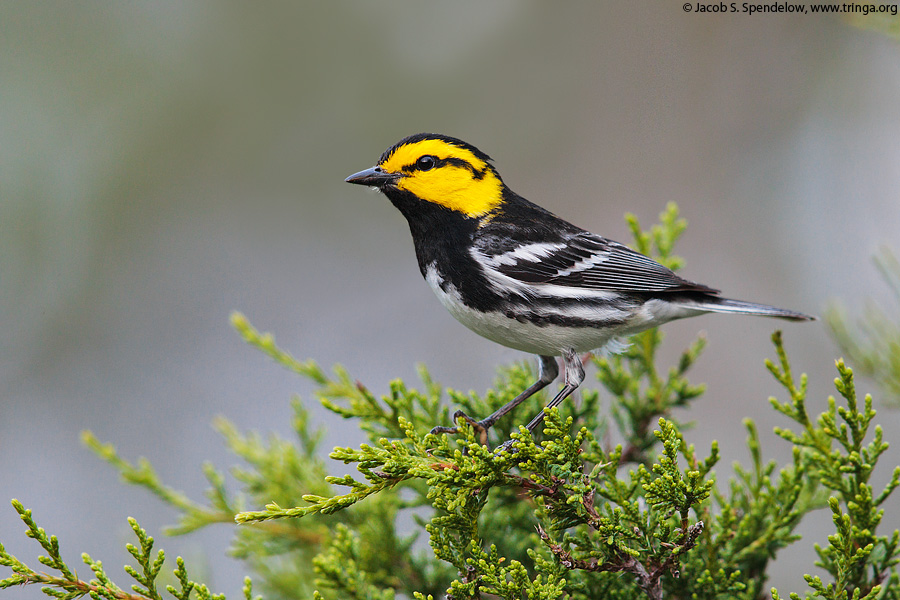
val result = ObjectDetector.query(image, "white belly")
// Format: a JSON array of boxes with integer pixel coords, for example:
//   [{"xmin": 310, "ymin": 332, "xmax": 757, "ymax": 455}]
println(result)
[{"xmin": 424, "ymin": 264, "xmax": 703, "ymax": 356}]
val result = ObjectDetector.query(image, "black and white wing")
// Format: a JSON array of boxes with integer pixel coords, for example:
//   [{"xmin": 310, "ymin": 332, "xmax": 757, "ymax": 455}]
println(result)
[{"xmin": 474, "ymin": 230, "xmax": 718, "ymax": 298}]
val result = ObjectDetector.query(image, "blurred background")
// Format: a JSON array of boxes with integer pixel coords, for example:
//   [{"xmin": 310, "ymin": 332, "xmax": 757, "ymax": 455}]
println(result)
[{"xmin": 2, "ymin": 2, "xmax": 899, "ymax": 597}]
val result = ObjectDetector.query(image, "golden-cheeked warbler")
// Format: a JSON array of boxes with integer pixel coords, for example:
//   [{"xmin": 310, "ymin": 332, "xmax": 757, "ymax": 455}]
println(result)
[{"xmin": 346, "ymin": 133, "xmax": 813, "ymax": 443}]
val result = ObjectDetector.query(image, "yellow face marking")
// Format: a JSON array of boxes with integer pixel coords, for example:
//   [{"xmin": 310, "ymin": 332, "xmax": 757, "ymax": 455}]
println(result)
[{"xmin": 380, "ymin": 139, "xmax": 504, "ymax": 218}]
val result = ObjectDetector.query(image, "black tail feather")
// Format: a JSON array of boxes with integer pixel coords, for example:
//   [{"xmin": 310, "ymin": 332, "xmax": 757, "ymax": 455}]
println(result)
[{"xmin": 684, "ymin": 296, "xmax": 815, "ymax": 321}]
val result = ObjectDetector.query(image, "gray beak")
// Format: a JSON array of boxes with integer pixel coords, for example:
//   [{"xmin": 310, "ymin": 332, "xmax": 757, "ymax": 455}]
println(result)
[{"xmin": 345, "ymin": 166, "xmax": 399, "ymax": 188}]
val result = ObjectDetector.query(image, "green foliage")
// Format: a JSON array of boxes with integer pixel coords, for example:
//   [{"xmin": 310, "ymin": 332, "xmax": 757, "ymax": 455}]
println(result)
[
  {"xmin": 827, "ymin": 246, "xmax": 900, "ymax": 406},
  {"xmin": 768, "ymin": 332, "xmax": 900, "ymax": 600},
  {"xmin": 2, "ymin": 204, "xmax": 899, "ymax": 600},
  {"xmin": 0, "ymin": 500, "xmax": 240, "ymax": 600}
]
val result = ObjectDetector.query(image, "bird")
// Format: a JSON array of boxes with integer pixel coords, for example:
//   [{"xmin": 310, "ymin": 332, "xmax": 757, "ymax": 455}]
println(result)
[{"xmin": 345, "ymin": 133, "xmax": 814, "ymax": 444}]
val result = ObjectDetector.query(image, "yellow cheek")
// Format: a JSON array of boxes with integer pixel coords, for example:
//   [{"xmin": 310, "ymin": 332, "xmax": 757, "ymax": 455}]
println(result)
[{"xmin": 398, "ymin": 167, "xmax": 503, "ymax": 217}]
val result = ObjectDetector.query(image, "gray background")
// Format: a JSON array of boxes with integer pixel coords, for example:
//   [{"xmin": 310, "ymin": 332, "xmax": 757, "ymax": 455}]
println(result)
[{"xmin": 3, "ymin": 2, "xmax": 900, "ymax": 598}]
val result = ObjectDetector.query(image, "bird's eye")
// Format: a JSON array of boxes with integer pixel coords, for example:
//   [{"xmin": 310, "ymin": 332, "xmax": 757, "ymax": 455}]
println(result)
[{"xmin": 416, "ymin": 155, "xmax": 437, "ymax": 171}]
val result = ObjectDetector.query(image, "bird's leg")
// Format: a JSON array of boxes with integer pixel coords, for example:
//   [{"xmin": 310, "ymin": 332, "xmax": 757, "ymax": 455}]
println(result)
[
  {"xmin": 478, "ymin": 355, "xmax": 560, "ymax": 430},
  {"xmin": 493, "ymin": 349, "xmax": 584, "ymax": 454},
  {"xmin": 523, "ymin": 348, "xmax": 584, "ymax": 434},
  {"xmin": 430, "ymin": 355, "xmax": 559, "ymax": 444}
]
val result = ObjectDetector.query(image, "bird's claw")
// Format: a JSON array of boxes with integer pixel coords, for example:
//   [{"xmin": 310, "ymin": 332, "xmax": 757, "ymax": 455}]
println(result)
[{"xmin": 430, "ymin": 410, "xmax": 491, "ymax": 445}]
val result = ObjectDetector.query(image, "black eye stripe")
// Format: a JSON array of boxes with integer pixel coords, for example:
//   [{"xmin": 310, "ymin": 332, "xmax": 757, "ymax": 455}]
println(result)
[
  {"xmin": 441, "ymin": 157, "xmax": 466, "ymax": 169},
  {"xmin": 445, "ymin": 158, "xmax": 490, "ymax": 180},
  {"xmin": 401, "ymin": 156, "xmax": 486, "ymax": 176}
]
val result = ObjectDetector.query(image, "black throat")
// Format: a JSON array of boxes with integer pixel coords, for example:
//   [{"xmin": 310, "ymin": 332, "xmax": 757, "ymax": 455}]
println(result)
[{"xmin": 381, "ymin": 187, "xmax": 500, "ymax": 311}]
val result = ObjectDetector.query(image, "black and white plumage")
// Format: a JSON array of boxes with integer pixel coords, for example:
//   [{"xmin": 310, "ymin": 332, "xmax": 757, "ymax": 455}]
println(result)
[{"xmin": 346, "ymin": 133, "xmax": 814, "ymax": 443}]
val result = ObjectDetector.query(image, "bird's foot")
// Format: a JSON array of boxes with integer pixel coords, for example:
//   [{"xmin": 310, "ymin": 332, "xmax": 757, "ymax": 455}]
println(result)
[{"xmin": 430, "ymin": 410, "xmax": 492, "ymax": 446}]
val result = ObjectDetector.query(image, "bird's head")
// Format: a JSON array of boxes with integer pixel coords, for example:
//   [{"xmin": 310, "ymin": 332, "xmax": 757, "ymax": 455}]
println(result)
[{"xmin": 345, "ymin": 133, "xmax": 506, "ymax": 219}]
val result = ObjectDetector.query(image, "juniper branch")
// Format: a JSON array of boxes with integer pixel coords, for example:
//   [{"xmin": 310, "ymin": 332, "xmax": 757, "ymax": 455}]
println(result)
[{"xmin": 0, "ymin": 501, "xmax": 230, "ymax": 600}]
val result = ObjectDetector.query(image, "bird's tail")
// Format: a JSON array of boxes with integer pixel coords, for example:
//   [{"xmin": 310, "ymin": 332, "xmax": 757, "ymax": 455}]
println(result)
[{"xmin": 683, "ymin": 296, "xmax": 815, "ymax": 321}]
